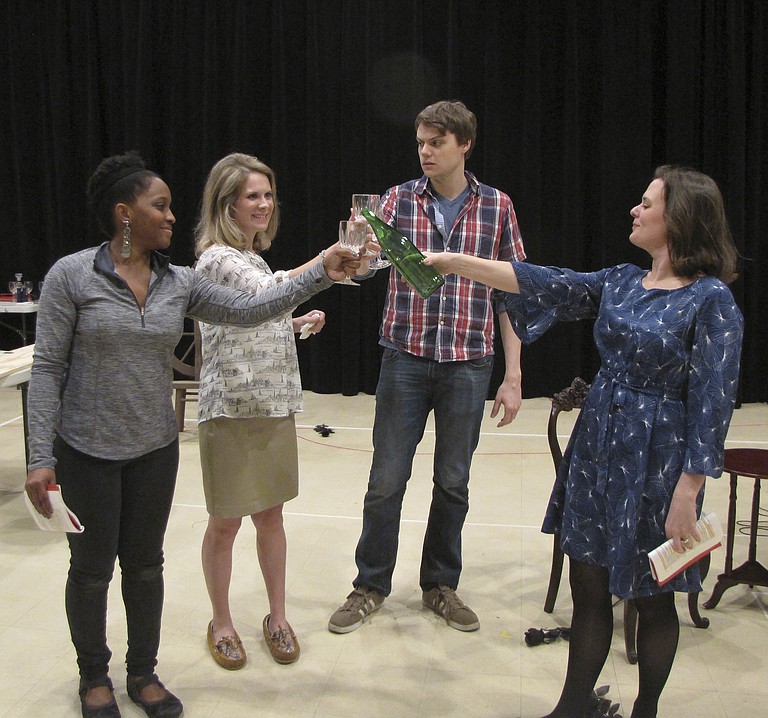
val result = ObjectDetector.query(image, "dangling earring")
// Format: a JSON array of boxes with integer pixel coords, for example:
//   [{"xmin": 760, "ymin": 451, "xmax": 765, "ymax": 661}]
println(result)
[{"xmin": 121, "ymin": 219, "xmax": 132, "ymax": 258}]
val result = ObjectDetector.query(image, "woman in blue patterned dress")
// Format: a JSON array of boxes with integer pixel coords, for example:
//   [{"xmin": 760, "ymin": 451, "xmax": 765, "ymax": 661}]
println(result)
[{"xmin": 424, "ymin": 165, "xmax": 743, "ymax": 718}]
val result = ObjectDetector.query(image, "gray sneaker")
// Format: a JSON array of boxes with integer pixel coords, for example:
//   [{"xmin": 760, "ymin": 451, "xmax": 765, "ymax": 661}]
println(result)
[
  {"xmin": 328, "ymin": 588, "xmax": 385, "ymax": 634},
  {"xmin": 422, "ymin": 585, "xmax": 479, "ymax": 631}
]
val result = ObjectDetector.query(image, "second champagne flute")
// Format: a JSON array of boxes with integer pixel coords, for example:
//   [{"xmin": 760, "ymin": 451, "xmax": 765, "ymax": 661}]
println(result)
[
  {"xmin": 352, "ymin": 194, "xmax": 391, "ymax": 269},
  {"xmin": 351, "ymin": 194, "xmax": 380, "ymax": 219},
  {"xmin": 336, "ymin": 220, "xmax": 364, "ymax": 286}
]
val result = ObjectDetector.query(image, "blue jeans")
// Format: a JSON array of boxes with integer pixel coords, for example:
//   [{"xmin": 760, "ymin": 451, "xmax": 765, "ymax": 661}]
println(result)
[
  {"xmin": 55, "ymin": 436, "xmax": 179, "ymax": 680},
  {"xmin": 354, "ymin": 348, "xmax": 493, "ymax": 596}
]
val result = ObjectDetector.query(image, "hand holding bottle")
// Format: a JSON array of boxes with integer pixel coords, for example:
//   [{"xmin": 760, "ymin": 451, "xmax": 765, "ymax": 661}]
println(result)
[
  {"xmin": 361, "ymin": 209, "xmax": 445, "ymax": 298},
  {"xmin": 421, "ymin": 251, "xmax": 454, "ymax": 275}
]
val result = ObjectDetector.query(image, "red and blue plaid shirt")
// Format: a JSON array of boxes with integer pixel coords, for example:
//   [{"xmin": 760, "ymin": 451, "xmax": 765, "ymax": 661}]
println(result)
[{"xmin": 378, "ymin": 172, "xmax": 526, "ymax": 362}]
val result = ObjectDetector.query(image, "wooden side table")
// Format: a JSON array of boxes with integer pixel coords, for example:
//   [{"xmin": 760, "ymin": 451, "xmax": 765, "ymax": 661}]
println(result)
[{"xmin": 704, "ymin": 448, "xmax": 768, "ymax": 609}]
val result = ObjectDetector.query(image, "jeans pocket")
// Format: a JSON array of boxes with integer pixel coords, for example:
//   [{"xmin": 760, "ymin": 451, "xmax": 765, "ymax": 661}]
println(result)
[
  {"xmin": 466, "ymin": 355, "xmax": 493, "ymax": 370},
  {"xmin": 381, "ymin": 347, "xmax": 401, "ymax": 364}
]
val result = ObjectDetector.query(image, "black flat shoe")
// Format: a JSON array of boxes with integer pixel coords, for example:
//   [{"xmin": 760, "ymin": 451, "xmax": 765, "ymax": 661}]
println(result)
[
  {"xmin": 126, "ymin": 674, "xmax": 183, "ymax": 718},
  {"xmin": 78, "ymin": 676, "xmax": 121, "ymax": 718}
]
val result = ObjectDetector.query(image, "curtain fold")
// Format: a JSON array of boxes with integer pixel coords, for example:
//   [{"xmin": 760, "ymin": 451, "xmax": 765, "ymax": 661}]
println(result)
[{"xmin": 2, "ymin": 0, "xmax": 765, "ymax": 401}]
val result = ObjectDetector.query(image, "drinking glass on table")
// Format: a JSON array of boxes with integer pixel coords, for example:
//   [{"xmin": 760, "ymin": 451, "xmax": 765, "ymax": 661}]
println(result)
[
  {"xmin": 8, "ymin": 273, "xmax": 25, "ymax": 301},
  {"xmin": 352, "ymin": 194, "xmax": 390, "ymax": 269},
  {"xmin": 336, "ymin": 220, "xmax": 366, "ymax": 286}
]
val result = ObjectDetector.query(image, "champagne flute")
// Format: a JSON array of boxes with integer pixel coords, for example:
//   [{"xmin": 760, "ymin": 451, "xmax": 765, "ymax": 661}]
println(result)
[
  {"xmin": 336, "ymin": 220, "xmax": 364, "ymax": 286},
  {"xmin": 352, "ymin": 194, "xmax": 390, "ymax": 269},
  {"xmin": 351, "ymin": 194, "xmax": 380, "ymax": 218}
]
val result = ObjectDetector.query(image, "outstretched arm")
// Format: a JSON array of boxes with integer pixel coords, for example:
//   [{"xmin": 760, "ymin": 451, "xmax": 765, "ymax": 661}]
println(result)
[{"xmin": 422, "ymin": 252, "xmax": 521, "ymax": 294}]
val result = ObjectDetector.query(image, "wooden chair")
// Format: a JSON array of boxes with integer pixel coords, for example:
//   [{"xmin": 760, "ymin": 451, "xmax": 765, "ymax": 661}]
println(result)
[
  {"xmin": 172, "ymin": 318, "xmax": 201, "ymax": 432},
  {"xmin": 543, "ymin": 378, "xmax": 710, "ymax": 665}
]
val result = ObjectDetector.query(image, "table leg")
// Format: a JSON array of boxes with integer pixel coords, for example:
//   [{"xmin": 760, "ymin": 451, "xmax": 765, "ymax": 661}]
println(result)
[
  {"xmin": 0, "ymin": 318, "xmax": 27, "ymax": 345},
  {"xmin": 20, "ymin": 381, "xmax": 29, "ymax": 467},
  {"xmin": 688, "ymin": 552, "xmax": 710, "ymax": 628},
  {"xmin": 703, "ymin": 473, "xmax": 738, "ymax": 609},
  {"xmin": 748, "ymin": 479, "xmax": 761, "ymax": 566}
]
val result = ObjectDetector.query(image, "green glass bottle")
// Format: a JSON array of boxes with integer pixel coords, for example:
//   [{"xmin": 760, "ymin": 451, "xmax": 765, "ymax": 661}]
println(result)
[{"xmin": 361, "ymin": 209, "xmax": 445, "ymax": 299}]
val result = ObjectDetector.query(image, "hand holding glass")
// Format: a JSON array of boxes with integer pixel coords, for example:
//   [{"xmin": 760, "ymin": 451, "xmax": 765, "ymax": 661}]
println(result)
[
  {"xmin": 352, "ymin": 194, "xmax": 390, "ymax": 269},
  {"xmin": 336, "ymin": 220, "xmax": 365, "ymax": 285}
]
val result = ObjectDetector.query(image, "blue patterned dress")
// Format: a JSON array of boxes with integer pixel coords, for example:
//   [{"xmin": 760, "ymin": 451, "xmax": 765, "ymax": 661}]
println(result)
[{"xmin": 505, "ymin": 263, "xmax": 743, "ymax": 598}]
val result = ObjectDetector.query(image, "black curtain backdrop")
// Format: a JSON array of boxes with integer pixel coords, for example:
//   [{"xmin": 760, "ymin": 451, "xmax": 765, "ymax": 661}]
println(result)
[{"xmin": 2, "ymin": 0, "xmax": 766, "ymax": 401}]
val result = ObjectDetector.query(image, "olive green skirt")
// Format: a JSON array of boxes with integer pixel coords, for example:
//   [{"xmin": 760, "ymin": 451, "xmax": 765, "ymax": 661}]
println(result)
[{"xmin": 199, "ymin": 414, "xmax": 299, "ymax": 518}]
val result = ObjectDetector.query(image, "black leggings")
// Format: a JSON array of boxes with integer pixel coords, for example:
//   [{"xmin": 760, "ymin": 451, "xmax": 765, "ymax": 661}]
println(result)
[
  {"xmin": 55, "ymin": 436, "xmax": 179, "ymax": 680},
  {"xmin": 543, "ymin": 558, "xmax": 680, "ymax": 718}
]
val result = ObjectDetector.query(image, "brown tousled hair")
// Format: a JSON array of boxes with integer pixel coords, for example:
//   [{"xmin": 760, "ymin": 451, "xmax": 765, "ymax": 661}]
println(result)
[
  {"xmin": 415, "ymin": 100, "xmax": 477, "ymax": 159},
  {"xmin": 654, "ymin": 165, "xmax": 738, "ymax": 284}
]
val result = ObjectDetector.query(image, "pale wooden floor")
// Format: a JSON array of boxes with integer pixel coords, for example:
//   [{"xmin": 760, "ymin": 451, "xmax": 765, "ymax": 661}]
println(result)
[{"xmin": 1, "ymin": 387, "xmax": 766, "ymax": 717}]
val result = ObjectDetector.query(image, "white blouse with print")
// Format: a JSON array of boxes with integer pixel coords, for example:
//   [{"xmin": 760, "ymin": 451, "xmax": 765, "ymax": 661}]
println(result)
[{"xmin": 195, "ymin": 245, "xmax": 303, "ymax": 421}]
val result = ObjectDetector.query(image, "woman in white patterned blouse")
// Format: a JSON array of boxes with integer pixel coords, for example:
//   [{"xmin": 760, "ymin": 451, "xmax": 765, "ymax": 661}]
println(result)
[{"xmin": 194, "ymin": 153, "xmax": 353, "ymax": 668}]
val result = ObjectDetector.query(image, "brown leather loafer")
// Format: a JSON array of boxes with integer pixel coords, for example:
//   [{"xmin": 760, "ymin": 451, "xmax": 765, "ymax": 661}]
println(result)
[
  {"xmin": 262, "ymin": 614, "xmax": 300, "ymax": 664},
  {"xmin": 207, "ymin": 620, "xmax": 246, "ymax": 670}
]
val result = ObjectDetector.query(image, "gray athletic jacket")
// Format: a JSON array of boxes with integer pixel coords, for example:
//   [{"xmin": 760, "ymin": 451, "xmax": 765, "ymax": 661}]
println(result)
[{"xmin": 27, "ymin": 243, "xmax": 332, "ymax": 470}]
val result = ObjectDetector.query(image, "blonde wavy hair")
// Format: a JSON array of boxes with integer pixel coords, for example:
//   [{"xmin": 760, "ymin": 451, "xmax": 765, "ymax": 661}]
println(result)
[{"xmin": 195, "ymin": 153, "xmax": 281, "ymax": 255}]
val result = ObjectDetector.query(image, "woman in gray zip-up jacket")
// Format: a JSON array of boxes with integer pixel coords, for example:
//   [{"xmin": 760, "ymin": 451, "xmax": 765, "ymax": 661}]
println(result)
[{"xmin": 23, "ymin": 152, "xmax": 359, "ymax": 718}]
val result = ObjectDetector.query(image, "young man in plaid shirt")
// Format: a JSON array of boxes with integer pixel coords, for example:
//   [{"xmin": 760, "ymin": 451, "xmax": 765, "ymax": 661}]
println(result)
[{"xmin": 329, "ymin": 100, "xmax": 526, "ymax": 634}]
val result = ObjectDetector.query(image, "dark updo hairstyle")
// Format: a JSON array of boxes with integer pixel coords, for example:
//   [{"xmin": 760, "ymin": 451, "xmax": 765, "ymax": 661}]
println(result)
[
  {"xmin": 86, "ymin": 150, "xmax": 159, "ymax": 237},
  {"xmin": 654, "ymin": 165, "xmax": 738, "ymax": 284}
]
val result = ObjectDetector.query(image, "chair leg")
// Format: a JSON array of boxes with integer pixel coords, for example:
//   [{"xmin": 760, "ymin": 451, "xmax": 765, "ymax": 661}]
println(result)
[
  {"xmin": 688, "ymin": 553, "xmax": 711, "ymax": 628},
  {"xmin": 623, "ymin": 599, "xmax": 638, "ymax": 664},
  {"xmin": 544, "ymin": 536, "xmax": 565, "ymax": 613},
  {"xmin": 174, "ymin": 387, "xmax": 186, "ymax": 433}
]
